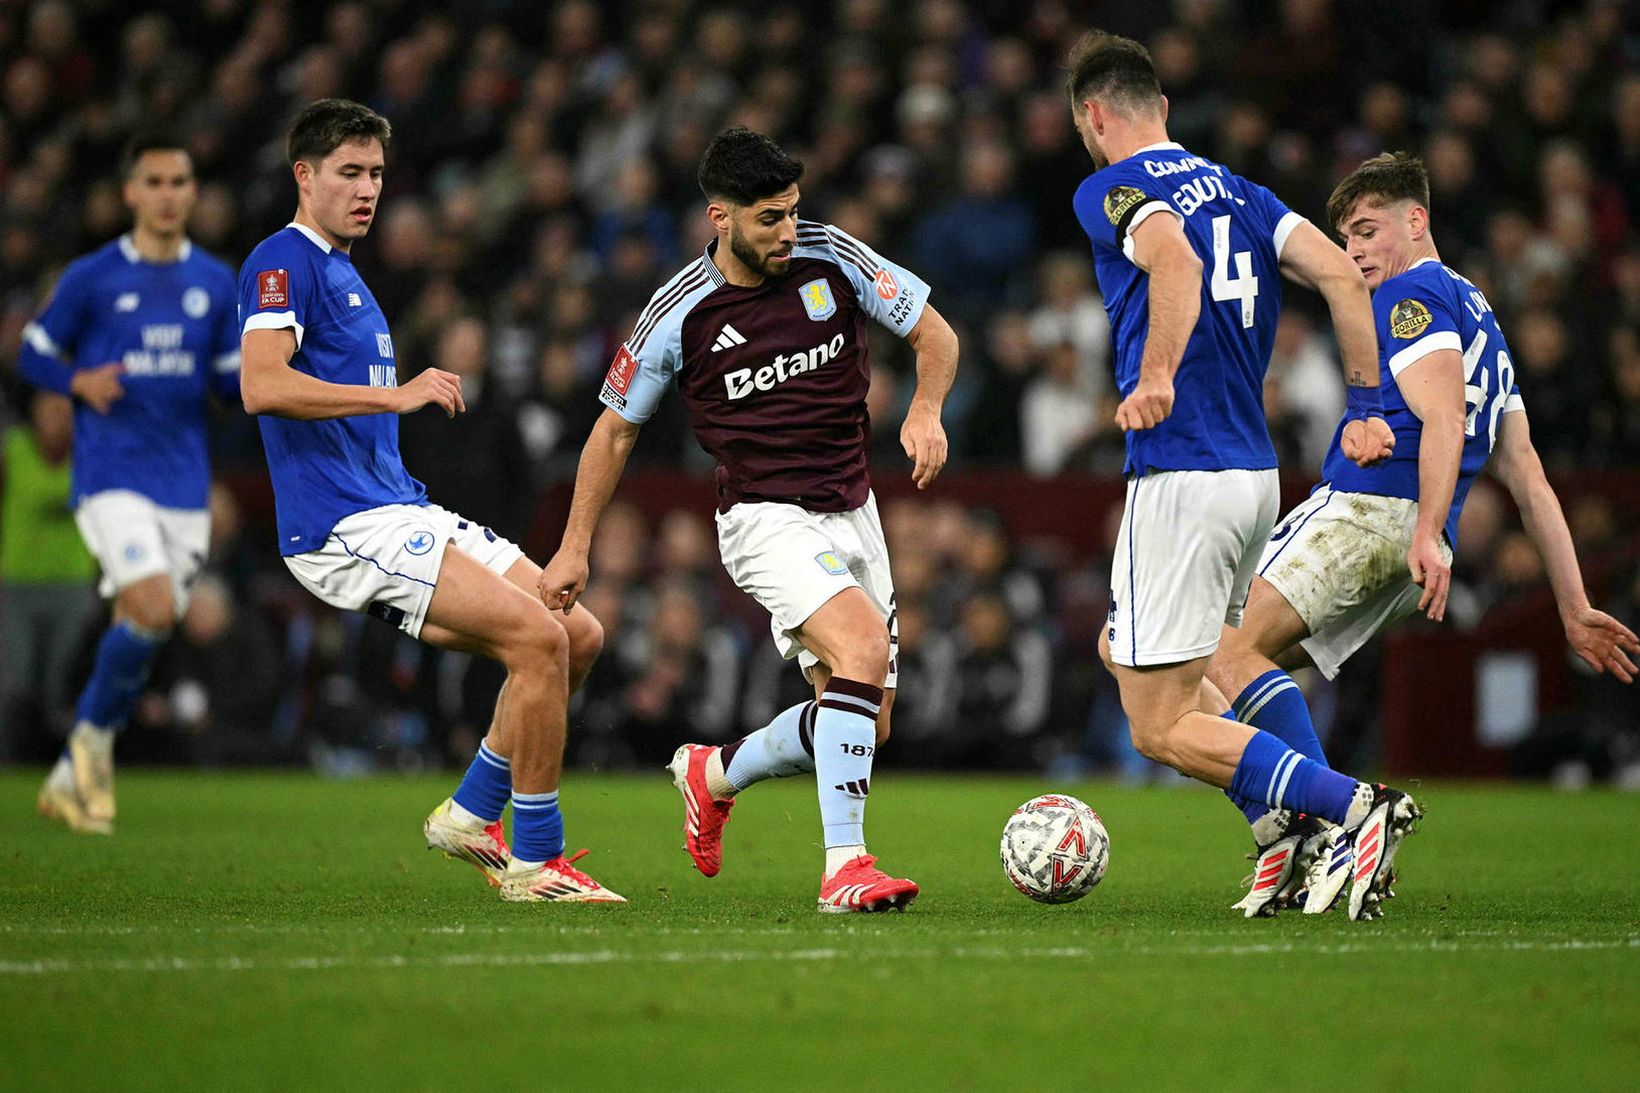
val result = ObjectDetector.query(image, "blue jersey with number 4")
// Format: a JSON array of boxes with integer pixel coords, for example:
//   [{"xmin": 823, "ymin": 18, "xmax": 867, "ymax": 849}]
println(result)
[
  {"xmin": 238, "ymin": 224, "xmax": 426, "ymax": 556},
  {"xmin": 1074, "ymin": 142, "xmax": 1306, "ymax": 476},
  {"xmin": 1322, "ymin": 258, "xmax": 1522, "ymax": 546}
]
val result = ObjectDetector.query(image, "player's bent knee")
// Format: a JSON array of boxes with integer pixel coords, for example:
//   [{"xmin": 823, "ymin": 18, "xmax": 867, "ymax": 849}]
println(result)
[
  {"xmin": 839, "ymin": 623, "xmax": 891, "ymax": 683},
  {"xmin": 570, "ymin": 608, "xmax": 605, "ymax": 663},
  {"xmin": 117, "ymin": 580, "xmax": 175, "ymax": 633},
  {"xmin": 503, "ymin": 608, "xmax": 571, "ymax": 675}
]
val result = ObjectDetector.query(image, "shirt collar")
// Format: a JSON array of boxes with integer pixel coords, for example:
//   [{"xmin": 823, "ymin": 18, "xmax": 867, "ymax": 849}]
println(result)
[
  {"xmin": 701, "ymin": 239, "xmax": 728, "ymax": 287},
  {"xmin": 1409, "ymin": 256, "xmax": 1441, "ymax": 269},
  {"xmin": 1133, "ymin": 141, "xmax": 1185, "ymax": 155},
  {"xmin": 118, "ymin": 233, "xmax": 193, "ymax": 264},
  {"xmin": 288, "ymin": 222, "xmax": 334, "ymax": 254}
]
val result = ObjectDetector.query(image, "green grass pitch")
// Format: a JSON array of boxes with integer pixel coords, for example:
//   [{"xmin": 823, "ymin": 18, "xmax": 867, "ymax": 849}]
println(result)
[{"xmin": 2, "ymin": 769, "xmax": 1637, "ymax": 1089}]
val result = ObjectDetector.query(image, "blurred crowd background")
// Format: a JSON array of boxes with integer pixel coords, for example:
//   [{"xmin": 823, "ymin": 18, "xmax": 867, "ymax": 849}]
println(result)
[{"xmin": 2, "ymin": 0, "xmax": 1638, "ymax": 784}]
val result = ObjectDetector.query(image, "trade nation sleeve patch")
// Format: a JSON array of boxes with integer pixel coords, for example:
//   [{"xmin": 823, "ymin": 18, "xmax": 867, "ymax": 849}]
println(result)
[{"xmin": 1389, "ymin": 299, "xmax": 1433, "ymax": 339}]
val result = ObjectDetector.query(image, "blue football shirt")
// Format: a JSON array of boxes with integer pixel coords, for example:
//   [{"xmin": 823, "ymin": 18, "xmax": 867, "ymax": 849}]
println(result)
[
  {"xmin": 238, "ymin": 223, "xmax": 426, "ymax": 555},
  {"xmin": 1322, "ymin": 258, "xmax": 1522, "ymax": 546},
  {"xmin": 1073, "ymin": 142, "xmax": 1305, "ymax": 476},
  {"xmin": 19, "ymin": 235, "xmax": 241, "ymax": 509}
]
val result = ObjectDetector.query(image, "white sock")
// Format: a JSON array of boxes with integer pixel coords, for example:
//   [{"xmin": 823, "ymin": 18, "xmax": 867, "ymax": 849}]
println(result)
[
  {"xmin": 510, "ymin": 858, "xmax": 544, "ymax": 873},
  {"xmin": 447, "ymin": 798, "xmax": 486, "ymax": 827},
  {"xmin": 812, "ymin": 680, "xmax": 882, "ymax": 853},
  {"xmin": 825, "ymin": 844, "xmax": 868, "ymax": 877},
  {"xmin": 721, "ymin": 701, "xmax": 816, "ymax": 794}
]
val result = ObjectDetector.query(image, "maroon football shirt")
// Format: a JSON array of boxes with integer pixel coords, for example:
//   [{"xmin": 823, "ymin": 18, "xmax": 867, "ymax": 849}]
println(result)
[{"xmin": 600, "ymin": 221, "xmax": 930, "ymax": 513}]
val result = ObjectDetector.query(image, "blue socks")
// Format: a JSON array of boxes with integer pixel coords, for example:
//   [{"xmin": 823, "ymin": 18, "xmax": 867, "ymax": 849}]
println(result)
[
  {"xmin": 75, "ymin": 620, "xmax": 164, "ymax": 731},
  {"xmin": 1225, "ymin": 670, "xmax": 1328, "ymax": 824},
  {"xmin": 812, "ymin": 679, "xmax": 881, "ymax": 848},
  {"xmin": 722, "ymin": 701, "xmax": 817, "ymax": 792},
  {"xmin": 510, "ymin": 790, "xmax": 564, "ymax": 863},
  {"xmin": 452, "ymin": 741, "xmax": 511, "ymax": 822},
  {"xmin": 1229, "ymin": 729, "xmax": 1360, "ymax": 827}
]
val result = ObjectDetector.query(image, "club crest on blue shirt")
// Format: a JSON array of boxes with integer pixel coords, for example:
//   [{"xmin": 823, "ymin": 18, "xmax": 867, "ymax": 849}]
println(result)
[
  {"xmin": 405, "ymin": 530, "xmax": 435, "ymax": 556},
  {"xmin": 815, "ymin": 550, "xmax": 847, "ymax": 575},
  {"xmin": 799, "ymin": 278, "xmax": 837, "ymax": 321},
  {"xmin": 183, "ymin": 287, "xmax": 210, "ymax": 319}
]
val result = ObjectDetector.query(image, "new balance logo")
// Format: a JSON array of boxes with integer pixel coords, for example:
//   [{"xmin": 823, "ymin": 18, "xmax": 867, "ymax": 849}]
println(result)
[
  {"xmin": 833, "ymin": 779, "xmax": 870, "ymax": 797},
  {"xmin": 711, "ymin": 324, "xmax": 748, "ymax": 352}
]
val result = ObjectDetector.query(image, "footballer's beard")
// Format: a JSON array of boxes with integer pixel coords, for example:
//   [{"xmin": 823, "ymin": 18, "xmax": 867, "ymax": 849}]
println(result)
[{"xmin": 730, "ymin": 229, "xmax": 793, "ymax": 280}]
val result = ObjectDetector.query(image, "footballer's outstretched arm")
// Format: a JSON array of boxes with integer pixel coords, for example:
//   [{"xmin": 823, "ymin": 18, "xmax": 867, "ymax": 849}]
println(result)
[
  {"xmin": 900, "ymin": 303, "xmax": 957, "ymax": 489},
  {"xmin": 1278, "ymin": 220, "xmax": 1394, "ymax": 466},
  {"xmin": 241, "ymin": 328, "xmax": 465, "ymax": 419},
  {"xmin": 1117, "ymin": 211, "xmax": 1200, "ymax": 431},
  {"xmin": 1488, "ymin": 409, "xmax": 1640, "ymax": 680},
  {"xmin": 539, "ymin": 407, "xmax": 642, "ymax": 612},
  {"xmin": 1396, "ymin": 347, "xmax": 1466, "ymax": 622}
]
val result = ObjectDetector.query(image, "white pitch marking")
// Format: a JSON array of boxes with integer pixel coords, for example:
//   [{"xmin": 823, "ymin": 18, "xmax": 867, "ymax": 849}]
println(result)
[{"xmin": 1, "ymin": 937, "xmax": 1635, "ymax": 976}]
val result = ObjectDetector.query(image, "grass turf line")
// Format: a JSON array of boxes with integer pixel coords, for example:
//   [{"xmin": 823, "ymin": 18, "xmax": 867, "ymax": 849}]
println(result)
[{"xmin": 1, "ymin": 770, "xmax": 1637, "ymax": 1089}]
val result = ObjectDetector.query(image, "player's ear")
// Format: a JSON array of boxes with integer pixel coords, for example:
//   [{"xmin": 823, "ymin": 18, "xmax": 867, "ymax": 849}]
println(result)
[
  {"xmin": 1408, "ymin": 204, "xmax": 1429, "ymax": 241},
  {"xmin": 706, "ymin": 199, "xmax": 733, "ymax": 234},
  {"xmin": 1158, "ymin": 93, "xmax": 1170, "ymax": 123}
]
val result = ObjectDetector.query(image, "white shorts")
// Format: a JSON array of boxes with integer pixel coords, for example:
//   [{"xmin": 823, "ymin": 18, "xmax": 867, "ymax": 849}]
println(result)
[
  {"xmin": 1257, "ymin": 485, "xmax": 1452, "ymax": 680},
  {"xmin": 284, "ymin": 502, "xmax": 525, "ymax": 639},
  {"xmin": 75, "ymin": 490, "xmax": 210, "ymax": 616},
  {"xmin": 1108, "ymin": 468, "xmax": 1280, "ymax": 667},
  {"xmin": 716, "ymin": 492, "xmax": 898, "ymax": 689}
]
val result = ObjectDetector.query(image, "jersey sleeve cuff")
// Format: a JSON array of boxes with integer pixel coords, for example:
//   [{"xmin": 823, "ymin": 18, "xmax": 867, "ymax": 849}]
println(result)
[
  {"xmin": 1503, "ymin": 393, "xmax": 1525, "ymax": 413},
  {"xmin": 1386, "ymin": 330, "xmax": 1461, "ymax": 378},
  {"xmin": 1120, "ymin": 201, "xmax": 1182, "ymax": 263},
  {"xmin": 242, "ymin": 311, "xmax": 304, "ymax": 350},
  {"xmin": 1272, "ymin": 211, "xmax": 1307, "ymax": 258}
]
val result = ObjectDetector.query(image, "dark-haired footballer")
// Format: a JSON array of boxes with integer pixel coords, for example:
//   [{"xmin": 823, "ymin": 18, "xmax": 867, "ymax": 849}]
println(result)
[
  {"xmin": 1065, "ymin": 30, "xmax": 1431, "ymax": 921},
  {"xmin": 540, "ymin": 127, "xmax": 959, "ymax": 914},
  {"xmin": 22, "ymin": 131, "xmax": 241, "ymax": 834},
  {"xmin": 238, "ymin": 99, "xmax": 621, "ymax": 904}
]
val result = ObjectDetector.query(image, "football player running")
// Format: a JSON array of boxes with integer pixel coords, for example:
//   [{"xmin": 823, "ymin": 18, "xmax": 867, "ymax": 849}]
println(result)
[
  {"xmin": 1205, "ymin": 152, "xmax": 1640, "ymax": 916},
  {"xmin": 540, "ymin": 128, "xmax": 959, "ymax": 913},
  {"xmin": 1068, "ymin": 31, "xmax": 1432, "ymax": 921},
  {"xmin": 22, "ymin": 132, "xmax": 241, "ymax": 834},
  {"xmin": 240, "ymin": 100, "xmax": 621, "ymax": 904}
]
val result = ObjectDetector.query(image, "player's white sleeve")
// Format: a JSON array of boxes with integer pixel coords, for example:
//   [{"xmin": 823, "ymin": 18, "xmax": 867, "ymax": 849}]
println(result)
[
  {"xmin": 793, "ymin": 221, "xmax": 929, "ymax": 336},
  {"xmin": 599, "ymin": 264, "xmax": 715, "ymax": 424}
]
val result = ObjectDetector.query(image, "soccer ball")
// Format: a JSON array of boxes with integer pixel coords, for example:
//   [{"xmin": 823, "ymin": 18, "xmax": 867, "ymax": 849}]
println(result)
[{"xmin": 1000, "ymin": 794, "xmax": 1110, "ymax": 904}]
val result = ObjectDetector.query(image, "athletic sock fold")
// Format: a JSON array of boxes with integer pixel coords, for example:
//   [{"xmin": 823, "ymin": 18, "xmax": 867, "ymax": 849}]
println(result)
[
  {"xmin": 721, "ymin": 701, "xmax": 817, "ymax": 793},
  {"xmin": 452, "ymin": 741, "xmax": 511, "ymax": 822},
  {"xmin": 1229, "ymin": 729, "xmax": 1359, "ymax": 827},
  {"xmin": 510, "ymin": 790, "xmax": 564, "ymax": 863},
  {"xmin": 1225, "ymin": 670, "xmax": 1329, "ymax": 825},
  {"xmin": 812, "ymin": 678, "xmax": 882, "ymax": 849},
  {"xmin": 75, "ymin": 620, "xmax": 164, "ymax": 732}
]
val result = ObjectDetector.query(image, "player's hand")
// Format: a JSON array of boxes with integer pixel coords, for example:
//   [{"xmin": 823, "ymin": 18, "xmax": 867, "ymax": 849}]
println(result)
[
  {"xmin": 1114, "ymin": 376, "xmax": 1173, "ymax": 431},
  {"xmin": 70, "ymin": 363, "xmax": 126, "ymax": 414},
  {"xmin": 1341, "ymin": 416, "xmax": 1395, "ymax": 467},
  {"xmin": 1407, "ymin": 532, "xmax": 1450, "ymax": 622},
  {"xmin": 538, "ymin": 549, "xmax": 590, "ymax": 614},
  {"xmin": 900, "ymin": 402, "xmax": 948, "ymax": 489},
  {"xmin": 1565, "ymin": 605, "xmax": 1640, "ymax": 683},
  {"xmin": 393, "ymin": 368, "xmax": 465, "ymax": 417}
]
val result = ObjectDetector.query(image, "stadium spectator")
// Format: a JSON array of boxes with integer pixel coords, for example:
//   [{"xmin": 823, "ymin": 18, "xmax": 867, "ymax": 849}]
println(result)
[{"xmin": 0, "ymin": 392, "xmax": 97, "ymax": 758}]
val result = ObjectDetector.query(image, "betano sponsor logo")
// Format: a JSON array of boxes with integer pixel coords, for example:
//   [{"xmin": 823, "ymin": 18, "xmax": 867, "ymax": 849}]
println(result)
[{"xmin": 723, "ymin": 333, "xmax": 846, "ymax": 401}]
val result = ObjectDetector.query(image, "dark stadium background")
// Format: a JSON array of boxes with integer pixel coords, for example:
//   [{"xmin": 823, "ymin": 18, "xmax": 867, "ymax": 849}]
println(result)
[{"xmin": 2, "ymin": 0, "xmax": 1636, "ymax": 786}]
